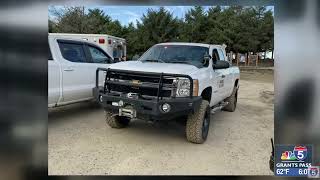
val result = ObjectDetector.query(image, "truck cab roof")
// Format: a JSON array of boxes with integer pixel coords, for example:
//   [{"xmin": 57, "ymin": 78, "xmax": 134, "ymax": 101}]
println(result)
[{"xmin": 156, "ymin": 42, "xmax": 226, "ymax": 49}]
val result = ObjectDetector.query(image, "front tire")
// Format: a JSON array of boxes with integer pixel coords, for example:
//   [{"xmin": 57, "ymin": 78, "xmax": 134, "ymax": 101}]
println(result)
[
  {"xmin": 105, "ymin": 111, "xmax": 130, "ymax": 128},
  {"xmin": 185, "ymin": 100, "xmax": 211, "ymax": 144}
]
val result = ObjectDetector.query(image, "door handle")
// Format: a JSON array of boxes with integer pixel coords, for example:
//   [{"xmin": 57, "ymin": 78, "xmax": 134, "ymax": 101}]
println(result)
[
  {"xmin": 221, "ymin": 75, "xmax": 226, "ymax": 78},
  {"xmin": 64, "ymin": 67, "xmax": 74, "ymax": 72}
]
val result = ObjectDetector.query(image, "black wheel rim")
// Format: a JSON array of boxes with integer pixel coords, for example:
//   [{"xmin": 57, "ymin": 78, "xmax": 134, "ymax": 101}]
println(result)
[{"xmin": 202, "ymin": 110, "xmax": 210, "ymax": 139}]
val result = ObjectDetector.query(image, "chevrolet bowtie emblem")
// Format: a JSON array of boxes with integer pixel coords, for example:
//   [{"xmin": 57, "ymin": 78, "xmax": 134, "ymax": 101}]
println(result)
[
  {"xmin": 132, "ymin": 80, "xmax": 141, "ymax": 85},
  {"xmin": 127, "ymin": 92, "xmax": 138, "ymax": 98}
]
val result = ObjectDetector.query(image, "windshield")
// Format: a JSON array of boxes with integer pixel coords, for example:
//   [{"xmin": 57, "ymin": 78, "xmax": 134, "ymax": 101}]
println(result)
[{"xmin": 139, "ymin": 45, "xmax": 209, "ymax": 68}]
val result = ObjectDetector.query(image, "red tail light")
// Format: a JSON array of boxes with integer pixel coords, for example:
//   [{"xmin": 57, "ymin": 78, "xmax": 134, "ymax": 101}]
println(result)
[{"xmin": 99, "ymin": 38, "xmax": 105, "ymax": 44}]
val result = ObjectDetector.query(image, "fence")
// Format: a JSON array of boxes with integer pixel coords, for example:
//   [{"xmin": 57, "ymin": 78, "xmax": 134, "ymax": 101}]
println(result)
[{"xmin": 227, "ymin": 52, "xmax": 274, "ymax": 67}]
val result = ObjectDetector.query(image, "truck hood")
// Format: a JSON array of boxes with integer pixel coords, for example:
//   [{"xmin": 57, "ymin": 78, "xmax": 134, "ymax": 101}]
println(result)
[{"xmin": 108, "ymin": 61, "xmax": 199, "ymax": 75}]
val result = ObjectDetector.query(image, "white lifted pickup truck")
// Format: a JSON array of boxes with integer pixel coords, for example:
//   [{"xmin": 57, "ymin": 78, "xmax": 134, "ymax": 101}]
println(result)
[{"xmin": 94, "ymin": 42, "xmax": 240, "ymax": 143}]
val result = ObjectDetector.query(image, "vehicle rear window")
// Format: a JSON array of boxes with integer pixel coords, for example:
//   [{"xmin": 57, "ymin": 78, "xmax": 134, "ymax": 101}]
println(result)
[{"xmin": 58, "ymin": 42, "xmax": 86, "ymax": 63}]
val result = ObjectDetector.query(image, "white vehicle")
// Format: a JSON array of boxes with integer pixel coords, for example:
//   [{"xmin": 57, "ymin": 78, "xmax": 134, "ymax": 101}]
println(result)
[
  {"xmin": 48, "ymin": 34, "xmax": 114, "ymax": 108},
  {"xmin": 49, "ymin": 33, "xmax": 126, "ymax": 61},
  {"xmin": 94, "ymin": 42, "xmax": 240, "ymax": 143}
]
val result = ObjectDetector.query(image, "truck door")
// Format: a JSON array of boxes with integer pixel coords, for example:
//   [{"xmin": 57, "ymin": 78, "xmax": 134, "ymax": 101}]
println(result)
[
  {"xmin": 84, "ymin": 43, "xmax": 112, "ymax": 88},
  {"xmin": 57, "ymin": 39, "xmax": 94, "ymax": 103},
  {"xmin": 217, "ymin": 49, "xmax": 233, "ymax": 98},
  {"xmin": 48, "ymin": 43, "xmax": 60, "ymax": 107},
  {"xmin": 211, "ymin": 49, "xmax": 226, "ymax": 104}
]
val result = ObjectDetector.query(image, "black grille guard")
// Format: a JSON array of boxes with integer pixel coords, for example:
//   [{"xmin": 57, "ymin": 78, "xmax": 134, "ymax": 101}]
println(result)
[{"xmin": 96, "ymin": 68, "xmax": 194, "ymax": 101}]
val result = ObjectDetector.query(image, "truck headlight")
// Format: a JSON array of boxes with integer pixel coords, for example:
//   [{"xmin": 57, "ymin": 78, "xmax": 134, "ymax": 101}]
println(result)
[{"xmin": 175, "ymin": 79, "xmax": 199, "ymax": 97}]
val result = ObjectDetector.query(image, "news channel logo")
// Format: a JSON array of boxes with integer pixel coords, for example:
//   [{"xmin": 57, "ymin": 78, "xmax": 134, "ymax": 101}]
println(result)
[
  {"xmin": 308, "ymin": 166, "xmax": 319, "ymax": 178},
  {"xmin": 281, "ymin": 145, "xmax": 308, "ymax": 161},
  {"xmin": 275, "ymin": 145, "xmax": 313, "ymax": 177}
]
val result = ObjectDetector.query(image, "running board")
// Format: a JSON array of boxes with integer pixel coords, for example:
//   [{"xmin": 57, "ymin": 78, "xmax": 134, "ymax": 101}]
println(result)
[{"xmin": 211, "ymin": 101, "xmax": 228, "ymax": 114}]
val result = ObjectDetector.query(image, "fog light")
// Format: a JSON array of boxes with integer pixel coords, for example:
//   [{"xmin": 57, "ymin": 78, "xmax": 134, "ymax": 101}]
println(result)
[
  {"xmin": 112, "ymin": 102, "xmax": 119, "ymax": 106},
  {"xmin": 161, "ymin": 103, "xmax": 171, "ymax": 113},
  {"xmin": 99, "ymin": 95, "xmax": 103, "ymax": 102}
]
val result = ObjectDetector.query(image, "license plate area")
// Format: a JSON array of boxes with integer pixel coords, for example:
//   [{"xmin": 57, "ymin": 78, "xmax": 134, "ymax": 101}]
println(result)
[{"xmin": 119, "ymin": 106, "xmax": 136, "ymax": 118}]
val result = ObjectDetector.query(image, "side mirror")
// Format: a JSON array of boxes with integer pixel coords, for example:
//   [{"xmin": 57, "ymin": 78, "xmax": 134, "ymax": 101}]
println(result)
[
  {"xmin": 105, "ymin": 58, "xmax": 111, "ymax": 64},
  {"xmin": 132, "ymin": 55, "xmax": 140, "ymax": 61},
  {"xmin": 114, "ymin": 57, "xmax": 120, "ymax": 62},
  {"xmin": 213, "ymin": 60, "xmax": 230, "ymax": 69},
  {"xmin": 96, "ymin": 57, "xmax": 111, "ymax": 64}
]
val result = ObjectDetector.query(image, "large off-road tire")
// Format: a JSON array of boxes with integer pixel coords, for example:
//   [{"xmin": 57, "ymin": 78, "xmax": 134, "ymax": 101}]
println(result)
[
  {"xmin": 105, "ymin": 111, "xmax": 130, "ymax": 128},
  {"xmin": 222, "ymin": 87, "xmax": 238, "ymax": 112},
  {"xmin": 185, "ymin": 100, "xmax": 211, "ymax": 144}
]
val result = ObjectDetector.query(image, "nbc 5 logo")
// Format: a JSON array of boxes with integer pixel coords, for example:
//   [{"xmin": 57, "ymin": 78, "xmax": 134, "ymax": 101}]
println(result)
[{"xmin": 293, "ymin": 145, "xmax": 307, "ymax": 161}]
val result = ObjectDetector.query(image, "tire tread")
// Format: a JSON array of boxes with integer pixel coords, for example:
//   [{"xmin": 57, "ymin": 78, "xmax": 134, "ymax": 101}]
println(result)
[
  {"xmin": 222, "ymin": 87, "xmax": 238, "ymax": 112},
  {"xmin": 186, "ymin": 100, "xmax": 210, "ymax": 144},
  {"xmin": 105, "ymin": 111, "xmax": 130, "ymax": 128}
]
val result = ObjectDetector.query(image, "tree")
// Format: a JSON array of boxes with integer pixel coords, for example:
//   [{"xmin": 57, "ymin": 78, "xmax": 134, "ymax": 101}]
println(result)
[
  {"xmin": 135, "ymin": 7, "xmax": 180, "ymax": 53},
  {"xmin": 122, "ymin": 22, "xmax": 139, "ymax": 59},
  {"xmin": 122, "ymin": 22, "xmax": 135, "ymax": 39},
  {"xmin": 240, "ymin": 7, "xmax": 261, "ymax": 53},
  {"xmin": 206, "ymin": 6, "xmax": 237, "ymax": 49},
  {"xmin": 260, "ymin": 10, "xmax": 274, "ymax": 57},
  {"xmin": 48, "ymin": 5, "xmax": 274, "ymax": 60},
  {"xmin": 48, "ymin": 19, "xmax": 58, "ymax": 33},
  {"xmin": 184, "ymin": 6, "xmax": 208, "ymax": 42},
  {"xmin": 104, "ymin": 20, "xmax": 123, "ymax": 37},
  {"xmin": 175, "ymin": 19, "xmax": 188, "ymax": 42},
  {"xmin": 50, "ymin": 6, "xmax": 87, "ymax": 33},
  {"xmin": 86, "ymin": 8, "xmax": 111, "ymax": 34},
  {"xmin": 206, "ymin": 6, "xmax": 223, "ymax": 44}
]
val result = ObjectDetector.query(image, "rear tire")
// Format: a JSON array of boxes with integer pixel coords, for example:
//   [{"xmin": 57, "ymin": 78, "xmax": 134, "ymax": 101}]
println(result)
[
  {"xmin": 105, "ymin": 111, "xmax": 130, "ymax": 128},
  {"xmin": 185, "ymin": 100, "xmax": 210, "ymax": 144},
  {"xmin": 222, "ymin": 87, "xmax": 238, "ymax": 112}
]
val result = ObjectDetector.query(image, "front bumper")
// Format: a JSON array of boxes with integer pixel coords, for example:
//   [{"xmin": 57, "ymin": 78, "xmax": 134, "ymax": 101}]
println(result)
[{"xmin": 93, "ymin": 87, "xmax": 202, "ymax": 120}]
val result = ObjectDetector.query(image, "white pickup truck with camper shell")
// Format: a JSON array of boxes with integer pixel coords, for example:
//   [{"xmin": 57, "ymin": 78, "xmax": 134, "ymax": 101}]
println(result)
[
  {"xmin": 93, "ymin": 42, "xmax": 240, "ymax": 143},
  {"xmin": 48, "ymin": 34, "xmax": 114, "ymax": 108}
]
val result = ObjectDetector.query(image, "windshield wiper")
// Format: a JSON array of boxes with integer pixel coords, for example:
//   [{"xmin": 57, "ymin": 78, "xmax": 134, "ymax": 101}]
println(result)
[{"xmin": 141, "ymin": 59, "xmax": 165, "ymax": 63}]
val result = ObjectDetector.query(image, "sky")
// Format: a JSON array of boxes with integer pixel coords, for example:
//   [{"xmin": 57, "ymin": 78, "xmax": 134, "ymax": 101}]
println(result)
[
  {"xmin": 49, "ymin": 6, "xmax": 274, "ymax": 27},
  {"xmin": 93, "ymin": 6, "xmax": 210, "ymax": 26}
]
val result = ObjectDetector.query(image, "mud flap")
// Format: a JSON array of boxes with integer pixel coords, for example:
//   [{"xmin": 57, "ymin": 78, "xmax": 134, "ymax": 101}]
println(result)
[{"xmin": 269, "ymin": 138, "xmax": 275, "ymax": 172}]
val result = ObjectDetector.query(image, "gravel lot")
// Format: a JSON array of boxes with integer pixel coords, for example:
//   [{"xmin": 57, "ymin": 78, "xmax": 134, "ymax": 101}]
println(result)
[{"xmin": 48, "ymin": 70, "xmax": 274, "ymax": 175}]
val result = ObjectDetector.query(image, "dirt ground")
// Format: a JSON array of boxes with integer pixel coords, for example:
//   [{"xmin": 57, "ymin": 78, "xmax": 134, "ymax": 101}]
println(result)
[{"xmin": 48, "ymin": 70, "xmax": 274, "ymax": 175}]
